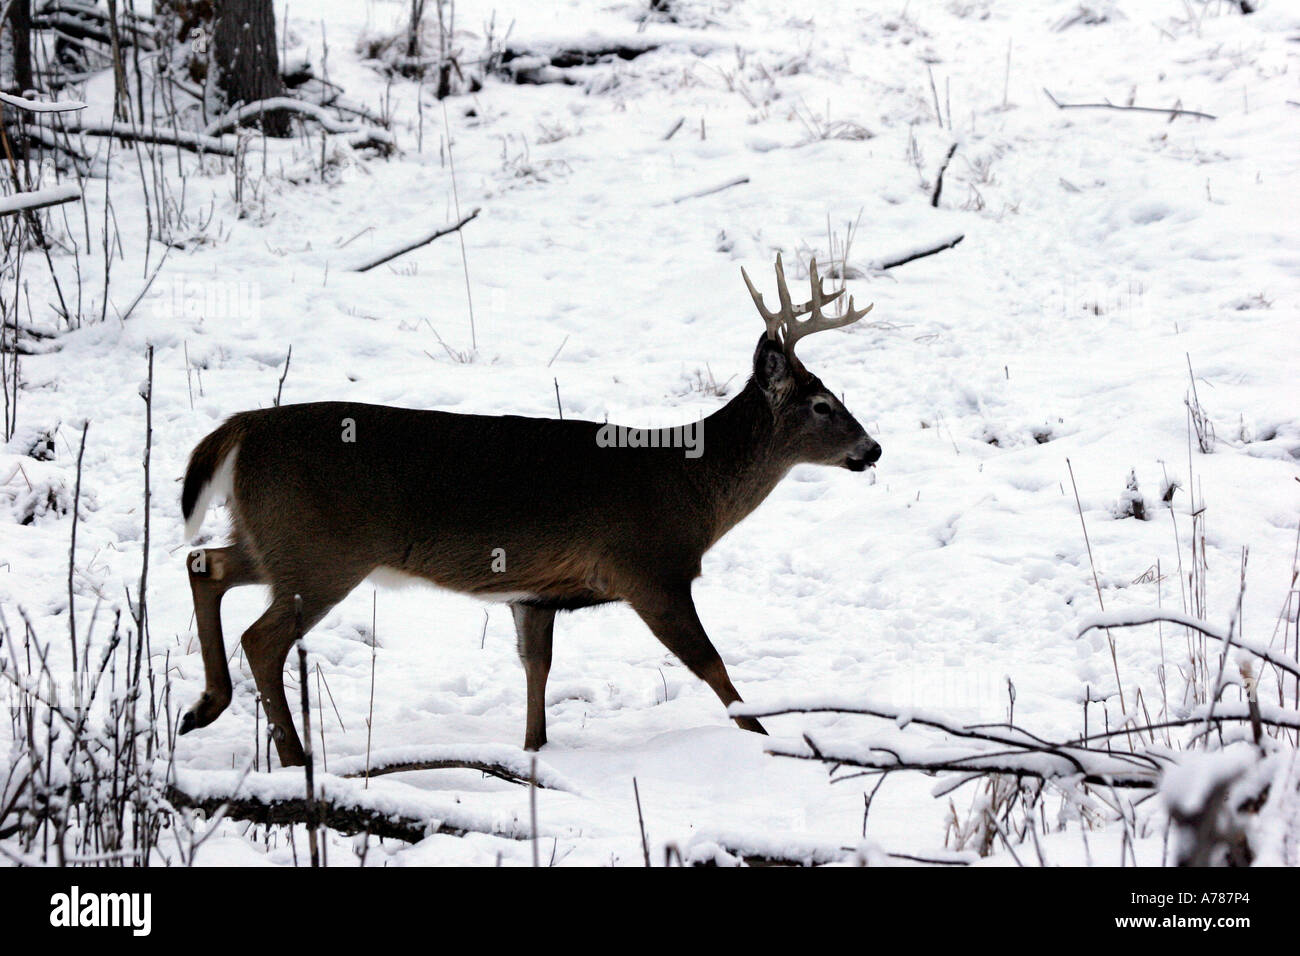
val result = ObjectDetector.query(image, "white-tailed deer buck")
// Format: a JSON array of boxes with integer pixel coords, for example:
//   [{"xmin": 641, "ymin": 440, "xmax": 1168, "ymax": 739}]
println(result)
[{"xmin": 180, "ymin": 255, "xmax": 881, "ymax": 766}]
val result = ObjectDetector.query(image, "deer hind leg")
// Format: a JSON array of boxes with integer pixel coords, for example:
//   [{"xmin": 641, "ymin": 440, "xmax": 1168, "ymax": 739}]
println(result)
[
  {"xmin": 630, "ymin": 585, "xmax": 768, "ymax": 736},
  {"xmin": 511, "ymin": 603, "xmax": 556, "ymax": 751},
  {"xmin": 243, "ymin": 576, "xmax": 362, "ymax": 768},
  {"xmin": 180, "ymin": 544, "xmax": 264, "ymax": 736}
]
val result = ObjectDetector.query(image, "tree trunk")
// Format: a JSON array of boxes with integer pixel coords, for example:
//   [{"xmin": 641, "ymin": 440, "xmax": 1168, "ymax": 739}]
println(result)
[
  {"xmin": 1, "ymin": 0, "xmax": 34, "ymax": 95},
  {"xmin": 1, "ymin": 0, "xmax": 34, "ymax": 151},
  {"xmin": 212, "ymin": 0, "xmax": 288, "ymax": 136}
]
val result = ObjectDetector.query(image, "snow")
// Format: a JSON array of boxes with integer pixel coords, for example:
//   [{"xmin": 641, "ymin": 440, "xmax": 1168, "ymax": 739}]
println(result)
[{"xmin": 2, "ymin": 0, "xmax": 1299, "ymax": 865}]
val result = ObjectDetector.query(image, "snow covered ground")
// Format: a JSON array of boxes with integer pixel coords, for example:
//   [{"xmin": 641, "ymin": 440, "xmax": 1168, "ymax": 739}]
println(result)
[{"xmin": 2, "ymin": 0, "xmax": 1298, "ymax": 865}]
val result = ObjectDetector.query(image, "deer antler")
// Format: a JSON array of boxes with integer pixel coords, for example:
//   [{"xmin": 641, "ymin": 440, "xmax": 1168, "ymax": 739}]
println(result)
[{"xmin": 740, "ymin": 253, "xmax": 873, "ymax": 368}]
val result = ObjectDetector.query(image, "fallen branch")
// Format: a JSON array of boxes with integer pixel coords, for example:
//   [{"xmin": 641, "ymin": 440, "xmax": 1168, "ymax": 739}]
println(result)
[
  {"xmin": 732, "ymin": 696, "xmax": 1164, "ymax": 789},
  {"xmin": 1043, "ymin": 88, "xmax": 1215, "ymax": 121},
  {"xmin": 40, "ymin": 119, "xmax": 236, "ymax": 155},
  {"xmin": 665, "ymin": 175, "xmax": 749, "ymax": 205},
  {"xmin": 767, "ymin": 737, "xmax": 1158, "ymax": 789},
  {"xmin": 0, "ymin": 183, "xmax": 82, "ymax": 216},
  {"xmin": 352, "ymin": 208, "xmax": 481, "ymax": 272},
  {"xmin": 0, "ymin": 90, "xmax": 86, "ymax": 113},
  {"xmin": 329, "ymin": 744, "xmax": 577, "ymax": 791},
  {"xmin": 31, "ymin": 2, "xmax": 158, "ymax": 51},
  {"xmin": 1079, "ymin": 610, "xmax": 1300, "ymax": 680},
  {"xmin": 18, "ymin": 125, "xmax": 99, "ymax": 175},
  {"xmin": 689, "ymin": 830, "xmax": 974, "ymax": 867},
  {"xmin": 203, "ymin": 96, "xmax": 374, "ymax": 138},
  {"xmin": 867, "ymin": 233, "xmax": 964, "ymax": 271}
]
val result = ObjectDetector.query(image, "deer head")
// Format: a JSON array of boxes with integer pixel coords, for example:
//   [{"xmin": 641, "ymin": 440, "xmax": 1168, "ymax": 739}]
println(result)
[{"xmin": 740, "ymin": 253, "xmax": 882, "ymax": 471}]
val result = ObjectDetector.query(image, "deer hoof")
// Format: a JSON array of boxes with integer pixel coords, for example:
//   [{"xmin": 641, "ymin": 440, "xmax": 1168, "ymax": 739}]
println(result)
[
  {"xmin": 735, "ymin": 716, "xmax": 768, "ymax": 736},
  {"xmin": 179, "ymin": 692, "xmax": 229, "ymax": 734}
]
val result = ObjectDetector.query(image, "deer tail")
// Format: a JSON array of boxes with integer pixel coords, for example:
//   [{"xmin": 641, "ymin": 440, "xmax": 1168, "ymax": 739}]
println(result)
[{"xmin": 182, "ymin": 415, "xmax": 251, "ymax": 540}]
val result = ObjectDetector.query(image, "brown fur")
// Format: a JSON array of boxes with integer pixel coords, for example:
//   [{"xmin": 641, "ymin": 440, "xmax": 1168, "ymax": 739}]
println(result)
[{"xmin": 181, "ymin": 332, "xmax": 880, "ymax": 766}]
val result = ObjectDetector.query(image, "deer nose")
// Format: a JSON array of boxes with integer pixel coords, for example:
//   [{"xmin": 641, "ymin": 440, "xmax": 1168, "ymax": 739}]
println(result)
[{"xmin": 859, "ymin": 437, "xmax": 882, "ymax": 464}]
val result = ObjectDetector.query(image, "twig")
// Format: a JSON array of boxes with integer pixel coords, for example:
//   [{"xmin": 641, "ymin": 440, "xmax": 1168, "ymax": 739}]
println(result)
[
  {"xmin": 441, "ymin": 100, "xmax": 477, "ymax": 350},
  {"xmin": 68, "ymin": 422, "xmax": 89, "ymax": 678},
  {"xmin": 295, "ymin": 600, "xmax": 320, "ymax": 867},
  {"xmin": 274, "ymin": 345, "xmax": 292, "ymax": 407},
  {"xmin": 1043, "ymin": 88, "xmax": 1215, "ymax": 121},
  {"xmin": 529, "ymin": 755, "xmax": 539, "ymax": 867},
  {"xmin": 633, "ymin": 778, "xmax": 651, "ymax": 867},
  {"xmin": 365, "ymin": 591, "xmax": 376, "ymax": 788},
  {"xmin": 114, "ymin": 247, "xmax": 169, "ymax": 323},
  {"xmin": 351, "ymin": 208, "xmax": 480, "ymax": 273},
  {"xmin": 869, "ymin": 233, "xmax": 964, "ymax": 271},
  {"xmin": 931, "ymin": 142, "xmax": 957, "ymax": 208},
  {"xmin": 1066, "ymin": 458, "xmax": 1127, "ymax": 720},
  {"xmin": 665, "ymin": 175, "xmax": 749, "ymax": 205}
]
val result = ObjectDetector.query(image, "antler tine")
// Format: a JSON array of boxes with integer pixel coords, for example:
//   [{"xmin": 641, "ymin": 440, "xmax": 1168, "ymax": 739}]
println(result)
[
  {"xmin": 773, "ymin": 252, "xmax": 795, "ymax": 319},
  {"xmin": 807, "ymin": 258, "xmax": 846, "ymax": 314},
  {"xmin": 740, "ymin": 265, "xmax": 784, "ymax": 341},
  {"xmin": 782, "ymin": 257, "xmax": 874, "ymax": 354}
]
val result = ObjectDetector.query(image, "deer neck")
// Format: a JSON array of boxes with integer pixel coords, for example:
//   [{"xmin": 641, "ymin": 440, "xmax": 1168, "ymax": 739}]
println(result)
[{"xmin": 691, "ymin": 381, "xmax": 794, "ymax": 544}]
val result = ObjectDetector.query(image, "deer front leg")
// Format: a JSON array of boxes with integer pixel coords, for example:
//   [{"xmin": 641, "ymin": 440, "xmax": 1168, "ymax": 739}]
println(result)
[
  {"xmin": 630, "ymin": 584, "xmax": 767, "ymax": 736},
  {"xmin": 511, "ymin": 603, "xmax": 556, "ymax": 751}
]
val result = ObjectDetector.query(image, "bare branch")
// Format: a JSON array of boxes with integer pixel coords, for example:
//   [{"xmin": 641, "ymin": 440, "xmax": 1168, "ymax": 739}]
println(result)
[
  {"xmin": 1043, "ymin": 88, "xmax": 1215, "ymax": 121},
  {"xmin": 351, "ymin": 208, "xmax": 481, "ymax": 272}
]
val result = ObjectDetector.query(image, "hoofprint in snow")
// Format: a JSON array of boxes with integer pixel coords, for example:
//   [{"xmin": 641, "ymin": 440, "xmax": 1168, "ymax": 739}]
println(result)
[{"xmin": 2, "ymin": 1, "xmax": 1298, "ymax": 865}]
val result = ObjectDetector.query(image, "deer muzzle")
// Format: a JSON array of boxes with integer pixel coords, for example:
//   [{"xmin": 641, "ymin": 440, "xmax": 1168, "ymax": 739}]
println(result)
[{"xmin": 845, "ymin": 436, "xmax": 882, "ymax": 471}]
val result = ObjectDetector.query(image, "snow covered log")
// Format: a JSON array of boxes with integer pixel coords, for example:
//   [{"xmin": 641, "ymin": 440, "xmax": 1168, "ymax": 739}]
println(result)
[{"xmin": 168, "ymin": 768, "xmax": 538, "ymax": 843}]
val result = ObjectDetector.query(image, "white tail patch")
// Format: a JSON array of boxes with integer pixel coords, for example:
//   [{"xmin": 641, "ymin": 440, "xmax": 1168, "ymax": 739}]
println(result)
[{"xmin": 184, "ymin": 445, "xmax": 238, "ymax": 540}]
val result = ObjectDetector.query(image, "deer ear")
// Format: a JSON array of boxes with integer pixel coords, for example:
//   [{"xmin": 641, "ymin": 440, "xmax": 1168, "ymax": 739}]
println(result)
[{"xmin": 753, "ymin": 334, "xmax": 793, "ymax": 396}]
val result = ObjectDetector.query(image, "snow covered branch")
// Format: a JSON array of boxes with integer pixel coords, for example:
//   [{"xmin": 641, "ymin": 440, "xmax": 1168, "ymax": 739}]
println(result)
[
  {"xmin": 1078, "ymin": 610, "xmax": 1300, "ymax": 680},
  {"xmin": 202, "ymin": 97, "xmax": 394, "ymax": 144},
  {"xmin": 329, "ymin": 744, "xmax": 578, "ymax": 791},
  {"xmin": 0, "ymin": 90, "xmax": 86, "ymax": 112},
  {"xmin": 0, "ymin": 182, "xmax": 82, "ymax": 216}
]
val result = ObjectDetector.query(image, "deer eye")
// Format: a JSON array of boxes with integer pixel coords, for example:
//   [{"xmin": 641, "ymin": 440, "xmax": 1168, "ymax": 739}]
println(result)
[{"xmin": 812, "ymin": 400, "xmax": 832, "ymax": 415}]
